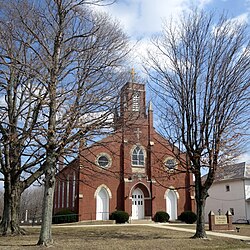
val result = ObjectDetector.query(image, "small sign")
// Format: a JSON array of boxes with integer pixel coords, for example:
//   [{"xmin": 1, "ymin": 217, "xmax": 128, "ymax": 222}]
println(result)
[{"xmin": 215, "ymin": 215, "xmax": 227, "ymax": 224}]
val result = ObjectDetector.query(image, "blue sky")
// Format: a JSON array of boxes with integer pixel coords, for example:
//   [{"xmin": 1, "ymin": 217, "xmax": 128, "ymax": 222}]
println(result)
[
  {"xmin": 97, "ymin": 0, "xmax": 250, "ymax": 62},
  {"xmin": 96, "ymin": 0, "xmax": 250, "ymax": 164},
  {"xmin": 99, "ymin": 0, "xmax": 250, "ymax": 38}
]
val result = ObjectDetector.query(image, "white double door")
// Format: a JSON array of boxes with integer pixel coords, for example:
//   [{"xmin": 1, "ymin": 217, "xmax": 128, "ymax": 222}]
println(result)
[{"xmin": 132, "ymin": 188, "xmax": 144, "ymax": 219}]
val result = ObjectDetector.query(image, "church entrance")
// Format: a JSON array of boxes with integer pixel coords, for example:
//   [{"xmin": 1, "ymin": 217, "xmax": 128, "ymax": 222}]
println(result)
[
  {"xmin": 131, "ymin": 188, "xmax": 144, "ymax": 219},
  {"xmin": 166, "ymin": 190, "xmax": 177, "ymax": 220},
  {"xmin": 96, "ymin": 188, "xmax": 109, "ymax": 220}
]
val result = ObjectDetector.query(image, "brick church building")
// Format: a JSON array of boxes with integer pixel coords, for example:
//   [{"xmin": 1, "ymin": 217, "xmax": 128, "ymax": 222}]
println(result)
[{"xmin": 53, "ymin": 81, "xmax": 194, "ymax": 221}]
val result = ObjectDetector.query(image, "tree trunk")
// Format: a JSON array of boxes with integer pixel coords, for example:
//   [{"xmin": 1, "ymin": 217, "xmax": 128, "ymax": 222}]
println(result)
[
  {"xmin": 192, "ymin": 196, "xmax": 207, "ymax": 238},
  {"xmin": 37, "ymin": 166, "xmax": 56, "ymax": 246},
  {"xmin": 0, "ymin": 174, "xmax": 25, "ymax": 235},
  {"xmin": 192, "ymin": 175, "xmax": 207, "ymax": 238}
]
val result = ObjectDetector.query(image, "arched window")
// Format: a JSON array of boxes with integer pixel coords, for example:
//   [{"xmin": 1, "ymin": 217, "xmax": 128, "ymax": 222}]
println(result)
[{"xmin": 132, "ymin": 146, "xmax": 144, "ymax": 166}]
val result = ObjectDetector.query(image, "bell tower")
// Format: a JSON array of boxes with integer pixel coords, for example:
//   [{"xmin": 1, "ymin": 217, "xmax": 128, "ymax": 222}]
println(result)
[
  {"xmin": 119, "ymin": 82, "xmax": 147, "ymax": 125},
  {"xmin": 113, "ymin": 68, "xmax": 147, "ymax": 130}
]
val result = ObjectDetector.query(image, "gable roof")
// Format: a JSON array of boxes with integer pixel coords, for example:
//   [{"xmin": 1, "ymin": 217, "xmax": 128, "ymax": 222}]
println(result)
[{"xmin": 213, "ymin": 162, "xmax": 250, "ymax": 182}]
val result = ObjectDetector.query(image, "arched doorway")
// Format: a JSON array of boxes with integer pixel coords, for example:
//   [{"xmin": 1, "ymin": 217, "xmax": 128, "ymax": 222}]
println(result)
[
  {"xmin": 96, "ymin": 188, "xmax": 109, "ymax": 220},
  {"xmin": 166, "ymin": 190, "xmax": 177, "ymax": 220},
  {"xmin": 131, "ymin": 188, "xmax": 144, "ymax": 219}
]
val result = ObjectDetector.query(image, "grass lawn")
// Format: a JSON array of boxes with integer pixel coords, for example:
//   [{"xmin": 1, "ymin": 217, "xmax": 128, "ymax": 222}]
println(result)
[{"xmin": 0, "ymin": 225, "xmax": 249, "ymax": 250}]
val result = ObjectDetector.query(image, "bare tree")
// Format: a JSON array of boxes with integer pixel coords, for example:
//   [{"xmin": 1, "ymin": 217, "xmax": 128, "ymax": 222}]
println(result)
[
  {"xmin": 0, "ymin": 3, "xmax": 47, "ymax": 235},
  {"xmin": 0, "ymin": 0, "xmax": 130, "ymax": 244},
  {"xmin": 20, "ymin": 187, "xmax": 44, "ymax": 223},
  {"xmin": 146, "ymin": 9, "xmax": 250, "ymax": 238}
]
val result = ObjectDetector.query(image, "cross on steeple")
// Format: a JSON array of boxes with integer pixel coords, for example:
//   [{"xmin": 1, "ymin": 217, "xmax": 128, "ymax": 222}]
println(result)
[
  {"xmin": 134, "ymin": 128, "xmax": 142, "ymax": 140},
  {"xmin": 131, "ymin": 68, "xmax": 136, "ymax": 82}
]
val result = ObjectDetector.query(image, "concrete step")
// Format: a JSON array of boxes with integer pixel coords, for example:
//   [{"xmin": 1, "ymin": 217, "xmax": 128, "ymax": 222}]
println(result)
[{"xmin": 129, "ymin": 219, "xmax": 154, "ymax": 224}]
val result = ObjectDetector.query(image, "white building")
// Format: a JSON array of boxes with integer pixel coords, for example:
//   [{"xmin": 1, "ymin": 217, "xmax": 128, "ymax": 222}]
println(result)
[{"xmin": 205, "ymin": 162, "xmax": 250, "ymax": 223}]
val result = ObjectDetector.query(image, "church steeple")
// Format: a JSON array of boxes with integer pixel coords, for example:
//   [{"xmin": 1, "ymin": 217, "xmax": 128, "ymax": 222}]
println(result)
[
  {"xmin": 120, "ymin": 82, "xmax": 146, "ymax": 120},
  {"xmin": 114, "ymin": 81, "xmax": 147, "ymax": 130}
]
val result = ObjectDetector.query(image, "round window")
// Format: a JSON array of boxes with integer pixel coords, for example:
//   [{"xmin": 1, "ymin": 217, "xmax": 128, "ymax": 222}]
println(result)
[
  {"xmin": 97, "ymin": 155, "xmax": 110, "ymax": 168},
  {"xmin": 165, "ymin": 158, "xmax": 176, "ymax": 169}
]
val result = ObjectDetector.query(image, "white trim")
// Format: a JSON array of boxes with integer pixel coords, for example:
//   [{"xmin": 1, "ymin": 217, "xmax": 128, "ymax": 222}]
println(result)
[
  {"xmin": 130, "ymin": 145, "xmax": 147, "ymax": 167},
  {"xmin": 72, "ymin": 172, "xmax": 76, "ymax": 207},
  {"xmin": 129, "ymin": 182, "xmax": 151, "ymax": 198},
  {"xmin": 94, "ymin": 184, "xmax": 112, "ymax": 199},
  {"xmin": 164, "ymin": 187, "xmax": 180, "ymax": 199},
  {"xmin": 62, "ymin": 182, "xmax": 64, "ymax": 208},
  {"xmin": 163, "ymin": 157, "xmax": 178, "ymax": 170},
  {"xmin": 96, "ymin": 153, "xmax": 112, "ymax": 168},
  {"xmin": 57, "ymin": 180, "xmax": 60, "ymax": 208},
  {"xmin": 66, "ymin": 175, "xmax": 69, "ymax": 207}
]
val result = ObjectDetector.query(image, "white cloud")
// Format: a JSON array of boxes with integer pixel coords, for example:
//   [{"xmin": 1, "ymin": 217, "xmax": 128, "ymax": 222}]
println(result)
[
  {"xmin": 229, "ymin": 12, "xmax": 249, "ymax": 25},
  {"xmin": 99, "ymin": 0, "xmax": 250, "ymax": 83},
  {"xmin": 95, "ymin": 0, "xmax": 213, "ymax": 38},
  {"xmin": 93, "ymin": 0, "xmax": 214, "ymax": 72},
  {"xmin": 237, "ymin": 152, "xmax": 250, "ymax": 164}
]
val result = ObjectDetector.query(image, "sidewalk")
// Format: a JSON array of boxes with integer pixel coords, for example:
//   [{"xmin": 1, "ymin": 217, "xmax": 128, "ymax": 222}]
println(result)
[{"xmin": 148, "ymin": 223, "xmax": 250, "ymax": 241}]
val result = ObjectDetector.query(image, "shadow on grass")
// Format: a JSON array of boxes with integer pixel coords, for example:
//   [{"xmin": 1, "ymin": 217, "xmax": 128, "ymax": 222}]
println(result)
[
  {"xmin": 0, "ymin": 244, "xmax": 37, "ymax": 247},
  {"xmin": 56, "ymin": 228, "xmax": 193, "ymax": 241}
]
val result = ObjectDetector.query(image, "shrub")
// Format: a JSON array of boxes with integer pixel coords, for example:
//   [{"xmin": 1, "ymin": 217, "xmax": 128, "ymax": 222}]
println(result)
[
  {"xmin": 178, "ymin": 211, "xmax": 197, "ymax": 224},
  {"xmin": 110, "ymin": 210, "xmax": 129, "ymax": 223},
  {"xmin": 52, "ymin": 209, "xmax": 78, "ymax": 224},
  {"xmin": 153, "ymin": 211, "xmax": 170, "ymax": 223}
]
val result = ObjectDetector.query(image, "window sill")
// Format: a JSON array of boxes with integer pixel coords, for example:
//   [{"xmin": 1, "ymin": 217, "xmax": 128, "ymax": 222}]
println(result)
[{"xmin": 131, "ymin": 165, "xmax": 144, "ymax": 168}]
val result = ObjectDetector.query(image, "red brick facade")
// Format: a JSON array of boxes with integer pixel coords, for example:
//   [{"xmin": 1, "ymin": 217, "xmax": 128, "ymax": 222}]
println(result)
[{"xmin": 54, "ymin": 82, "xmax": 194, "ymax": 221}]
